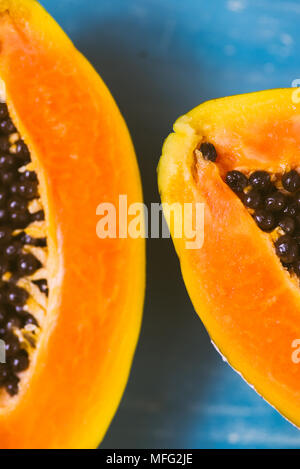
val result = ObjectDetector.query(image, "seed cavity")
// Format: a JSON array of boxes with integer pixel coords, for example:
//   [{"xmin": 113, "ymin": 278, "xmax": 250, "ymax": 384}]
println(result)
[
  {"xmin": 0, "ymin": 101, "xmax": 48, "ymax": 398},
  {"xmin": 196, "ymin": 141, "xmax": 300, "ymax": 282},
  {"xmin": 226, "ymin": 167, "xmax": 300, "ymax": 276}
]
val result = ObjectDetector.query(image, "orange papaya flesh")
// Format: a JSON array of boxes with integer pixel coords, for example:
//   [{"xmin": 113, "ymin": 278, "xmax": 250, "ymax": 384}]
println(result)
[
  {"xmin": 0, "ymin": 0, "xmax": 145, "ymax": 449},
  {"xmin": 158, "ymin": 88, "xmax": 300, "ymax": 427}
]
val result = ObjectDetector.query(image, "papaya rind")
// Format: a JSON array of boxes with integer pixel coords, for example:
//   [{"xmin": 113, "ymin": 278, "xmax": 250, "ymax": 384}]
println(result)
[{"xmin": 158, "ymin": 88, "xmax": 300, "ymax": 428}]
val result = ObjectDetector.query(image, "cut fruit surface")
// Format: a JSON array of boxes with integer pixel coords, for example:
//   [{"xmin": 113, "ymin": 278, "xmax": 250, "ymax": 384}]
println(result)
[
  {"xmin": 158, "ymin": 89, "xmax": 300, "ymax": 428},
  {"xmin": 0, "ymin": 99, "xmax": 47, "ymax": 401},
  {"xmin": 0, "ymin": 0, "xmax": 145, "ymax": 449}
]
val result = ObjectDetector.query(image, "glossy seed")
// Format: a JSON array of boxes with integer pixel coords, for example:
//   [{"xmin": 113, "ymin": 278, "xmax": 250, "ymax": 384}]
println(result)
[
  {"xmin": 20, "ymin": 170, "xmax": 37, "ymax": 183},
  {"xmin": 0, "ymin": 103, "xmax": 8, "ymax": 120},
  {"xmin": 0, "ymin": 365, "xmax": 9, "ymax": 384},
  {"xmin": 278, "ymin": 216, "xmax": 295, "ymax": 234},
  {"xmin": 249, "ymin": 171, "xmax": 271, "ymax": 192},
  {"xmin": 0, "ymin": 137, "xmax": 10, "ymax": 153},
  {"xmin": 0, "ymin": 154, "xmax": 17, "ymax": 170},
  {"xmin": 283, "ymin": 200, "xmax": 298, "ymax": 218},
  {"xmin": 293, "ymin": 234, "xmax": 300, "ymax": 245},
  {"xmin": 17, "ymin": 180, "xmax": 38, "ymax": 200},
  {"xmin": 0, "ymin": 189, "xmax": 7, "ymax": 206},
  {"xmin": 225, "ymin": 170, "xmax": 248, "ymax": 192},
  {"xmin": 9, "ymin": 210, "xmax": 30, "ymax": 229},
  {"xmin": 253, "ymin": 209, "xmax": 276, "ymax": 232},
  {"xmin": 15, "ymin": 232, "xmax": 33, "ymax": 245},
  {"xmin": 200, "ymin": 142, "xmax": 218, "ymax": 162},
  {"xmin": 5, "ymin": 374, "xmax": 19, "ymax": 396},
  {"xmin": 6, "ymin": 285, "xmax": 29, "ymax": 306},
  {"xmin": 0, "ymin": 118, "xmax": 16, "ymax": 135},
  {"xmin": 9, "ymin": 182, "xmax": 18, "ymax": 196},
  {"xmin": 4, "ymin": 241, "xmax": 22, "ymax": 259},
  {"xmin": 7, "ymin": 196, "xmax": 27, "ymax": 212},
  {"xmin": 3, "ymin": 332, "xmax": 20, "ymax": 357},
  {"xmin": 8, "ymin": 350, "xmax": 29, "ymax": 373},
  {"xmin": 0, "ymin": 208, "xmax": 8, "ymax": 223},
  {"xmin": 13, "ymin": 305, "xmax": 25, "ymax": 315},
  {"xmin": 275, "ymin": 235, "xmax": 298, "ymax": 264},
  {"xmin": 243, "ymin": 189, "xmax": 262, "ymax": 209},
  {"xmin": 31, "ymin": 210, "xmax": 45, "ymax": 222},
  {"xmin": 265, "ymin": 191, "xmax": 286, "ymax": 212},
  {"xmin": 16, "ymin": 253, "xmax": 41, "ymax": 277},
  {"xmin": 0, "ymin": 306, "xmax": 7, "ymax": 323},
  {"xmin": 0, "ymin": 289, "xmax": 6, "ymax": 304},
  {"xmin": 282, "ymin": 170, "xmax": 300, "ymax": 193},
  {"xmin": 21, "ymin": 313, "xmax": 38, "ymax": 327},
  {"xmin": 5, "ymin": 315, "xmax": 22, "ymax": 331},
  {"xmin": 15, "ymin": 231, "xmax": 46, "ymax": 247},
  {"xmin": 0, "ymin": 257, "xmax": 9, "ymax": 276},
  {"xmin": 0, "ymin": 227, "xmax": 12, "ymax": 244},
  {"xmin": 15, "ymin": 141, "xmax": 31, "ymax": 165},
  {"xmin": 0, "ymin": 170, "xmax": 15, "ymax": 186},
  {"xmin": 33, "ymin": 279, "xmax": 48, "ymax": 296}
]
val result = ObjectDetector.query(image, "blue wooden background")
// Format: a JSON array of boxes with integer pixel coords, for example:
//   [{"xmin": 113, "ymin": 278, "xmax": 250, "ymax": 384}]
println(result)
[{"xmin": 40, "ymin": 0, "xmax": 300, "ymax": 449}]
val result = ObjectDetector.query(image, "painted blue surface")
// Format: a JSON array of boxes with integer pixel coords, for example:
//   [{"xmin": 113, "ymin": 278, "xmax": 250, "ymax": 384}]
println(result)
[{"xmin": 40, "ymin": 0, "xmax": 300, "ymax": 449}]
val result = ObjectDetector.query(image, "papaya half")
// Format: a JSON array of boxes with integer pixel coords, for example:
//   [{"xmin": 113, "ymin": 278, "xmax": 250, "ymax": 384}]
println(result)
[
  {"xmin": 0, "ymin": 0, "xmax": 145, "ymax": 449},
  {"xmin": 158, "ymin": 88, "xmax": 300, "ymax": 427}
]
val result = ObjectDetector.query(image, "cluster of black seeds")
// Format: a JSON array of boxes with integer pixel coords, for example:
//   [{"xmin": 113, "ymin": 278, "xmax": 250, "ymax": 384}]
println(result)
[
  {"xmin": 225, "ymin": 167, "xmax": 300, "ymax": 275},
  {"xmin": 196, "ymin": 141, "xmax": 300, "ymax": 279},
  {"xmin": 0, "ymin": 102, "xmax": 48, "ymax": 397}
]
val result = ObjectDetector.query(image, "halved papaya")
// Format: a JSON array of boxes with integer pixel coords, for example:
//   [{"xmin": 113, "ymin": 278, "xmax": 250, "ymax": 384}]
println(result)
[
  {"xmin": 158, "ymin": 89, "xmax": 300, "ymax": 427},
  {"xmin": 0, "ymin": 0, "xmax": 145, "ymax": 449}
]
